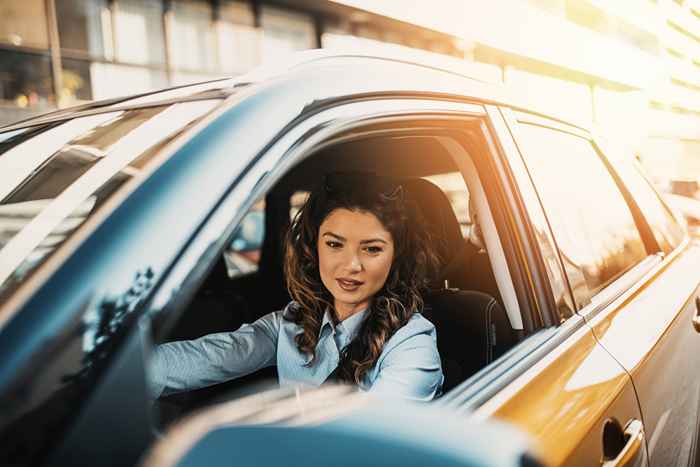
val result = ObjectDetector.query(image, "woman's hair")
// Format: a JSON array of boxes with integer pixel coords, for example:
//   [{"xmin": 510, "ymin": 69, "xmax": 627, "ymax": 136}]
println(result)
[{"xmin": 283, "ymin": 173, "xmax": 441, "ymax": 385}]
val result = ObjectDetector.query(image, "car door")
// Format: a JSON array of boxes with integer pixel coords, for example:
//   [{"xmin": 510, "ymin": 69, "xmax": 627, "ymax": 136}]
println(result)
[
  {"xmin": 444, "ymin": 106, "xmax": 648, "ymax": 466},
  {"xmin": 581, "ymin": 139, "xmax": 700, "ymax": 467}
]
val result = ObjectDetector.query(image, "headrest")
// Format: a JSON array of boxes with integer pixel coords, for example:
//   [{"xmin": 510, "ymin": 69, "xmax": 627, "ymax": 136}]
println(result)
[{"xmin": 400, "ymin": 178, "xmax": 465, "ymax": 270}]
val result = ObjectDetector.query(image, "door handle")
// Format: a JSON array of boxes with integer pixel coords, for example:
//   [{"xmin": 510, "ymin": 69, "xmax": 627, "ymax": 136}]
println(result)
[
  {"xmin": 602, "ymin": 419, "xmax": 645, "ymax": 467},
  {"xmin": 693, "ymin": 297, "xmax": 700, "ymax": 333}
]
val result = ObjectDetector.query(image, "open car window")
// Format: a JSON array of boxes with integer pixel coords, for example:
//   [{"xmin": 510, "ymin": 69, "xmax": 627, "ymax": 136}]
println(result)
[{"xmin": 149, "ymin": 114, "xmax": 527, "ymax": 429}]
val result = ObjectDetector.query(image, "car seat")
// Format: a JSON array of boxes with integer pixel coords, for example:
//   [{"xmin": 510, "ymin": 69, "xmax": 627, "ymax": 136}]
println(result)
[{"xmin": 401, "ymin": 178, "xmax": 518, "ymax": 392}]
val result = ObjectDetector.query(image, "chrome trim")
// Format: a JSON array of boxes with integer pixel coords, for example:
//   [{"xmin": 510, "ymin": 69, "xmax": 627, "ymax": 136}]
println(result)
[
  {"xmin": 577, "ymin": 254, "xmax": 663, "ymax": 322},
  {"xmin": 601, "ymin": 419, "xmax": 645, "ymax": 467}
]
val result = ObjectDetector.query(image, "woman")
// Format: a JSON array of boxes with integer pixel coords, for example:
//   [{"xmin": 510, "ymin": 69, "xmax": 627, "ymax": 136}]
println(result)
[{"xmin": 149, "ymin": 173, "xmax": 444, "ymax": 401}]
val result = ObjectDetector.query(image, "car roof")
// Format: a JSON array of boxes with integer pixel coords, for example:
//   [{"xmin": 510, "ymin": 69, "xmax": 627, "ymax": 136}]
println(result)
[{"xmin": 0, "ymin": 48, "xmax": 590, "ymax": 134}]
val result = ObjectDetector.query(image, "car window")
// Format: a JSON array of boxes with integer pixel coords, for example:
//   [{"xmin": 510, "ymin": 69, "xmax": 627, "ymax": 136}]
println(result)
[
  {"xmin": 289, "ymin": 190, "xmax": 310, "ymax": 220},
  {"xmin": 516, "ymin": 124, "xmax": 647, "ymax": 308},
  {"xmin": 423, "ymin": 172, "xmax": 470, "ymax": 236},
  {"xmin": 600, "ymin": 144, "xmax": 685, "ymax": 254},
  {"xmin": 224, "ymin": 200, "xmax": 265, "ymax": 278},
  {"xmin": 0, "ymin": 100, "xmax": 221, "ymax": 301}
]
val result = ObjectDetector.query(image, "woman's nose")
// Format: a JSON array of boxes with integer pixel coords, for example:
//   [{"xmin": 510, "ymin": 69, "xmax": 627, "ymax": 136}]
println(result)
[{"xmin": 345, "ymin": 253, "xmax": 363, "ymax": 273}]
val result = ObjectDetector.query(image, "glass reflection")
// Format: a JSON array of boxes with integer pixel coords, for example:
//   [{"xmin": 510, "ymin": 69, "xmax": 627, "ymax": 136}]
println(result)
[
  {"xmin": 0, "ymin": 100, "xmax": 220, "ymax": 301},
  {"xmin": 517, "ymin": 124, "xmax": 647, "ymax": 307},
  {"xmin": 600, "ymin": 139, "xmax": 685, "ymax": 254},
  {"xmin": 0, "ymin": 268, "xmax": 155, "ymax": 466}
]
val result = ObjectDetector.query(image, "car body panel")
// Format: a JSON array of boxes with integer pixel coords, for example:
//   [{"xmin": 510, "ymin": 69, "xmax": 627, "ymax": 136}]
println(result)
[
  {"xmin": 476, "ymin": 316, "xmax": 645, "ymax": 466},
  {"xmin": 476, "ymin": 107, "xmax": 648, "ymax": 466},
  {"xmin": 584, "ymin": 239, "xmax": 700, "ymax": 466}
]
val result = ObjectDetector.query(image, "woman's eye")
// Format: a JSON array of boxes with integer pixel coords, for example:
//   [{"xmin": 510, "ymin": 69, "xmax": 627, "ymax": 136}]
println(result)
[
  {"xmin": 326, "ymin": 241, "xmax": 342, "ymax": 249},
  {"xmin": 365, "ymin": 246, "xmax": 383, "ymax": 254}
]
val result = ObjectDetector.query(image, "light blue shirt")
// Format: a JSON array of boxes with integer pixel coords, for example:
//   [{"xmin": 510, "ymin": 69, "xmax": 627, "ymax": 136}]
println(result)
[{"xmin": 149, "ymin": 302, "xmax": 443, "ymax": 401}]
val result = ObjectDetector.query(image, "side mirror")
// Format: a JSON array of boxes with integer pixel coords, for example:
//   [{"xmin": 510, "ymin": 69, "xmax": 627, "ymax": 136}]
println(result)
[{"xmin": 141, "ymin": 385, "xmax": 542, "ymax": 467}]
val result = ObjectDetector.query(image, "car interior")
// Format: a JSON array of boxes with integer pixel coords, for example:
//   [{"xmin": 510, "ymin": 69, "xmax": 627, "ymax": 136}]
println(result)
[{"xmin": 154, "ymin": 123, "xmax": 523, "ymax": 424}]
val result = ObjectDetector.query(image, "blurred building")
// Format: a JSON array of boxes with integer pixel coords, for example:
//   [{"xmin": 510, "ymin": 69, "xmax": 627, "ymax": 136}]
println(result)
[{"xmin": 1, "ymin": 0, "xmax": 699, "ymax": 184}]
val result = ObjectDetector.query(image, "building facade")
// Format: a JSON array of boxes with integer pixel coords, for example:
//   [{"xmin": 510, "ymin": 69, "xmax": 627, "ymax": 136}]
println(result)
[{"xmin": 1, "ymin": 0, "xmax": 699, "ymax": 183}]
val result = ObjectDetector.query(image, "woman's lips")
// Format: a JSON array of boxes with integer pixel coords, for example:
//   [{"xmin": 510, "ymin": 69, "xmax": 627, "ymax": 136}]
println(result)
[{"xmin": 336, "ymin": 278, "xmax": 363, "ymax": 291}]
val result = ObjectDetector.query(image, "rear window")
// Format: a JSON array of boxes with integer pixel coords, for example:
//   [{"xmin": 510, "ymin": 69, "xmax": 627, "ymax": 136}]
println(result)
[
  {"xmin": 599, "ymin": 142, "xmax": 685, "ymax": 254},
  {"xmin": 0, "ymin": 100, "xmax": 221, "ymax": 301},
  {"xmin": 515, "ymin": 123, "xmax": 648, "ymax": 307}
]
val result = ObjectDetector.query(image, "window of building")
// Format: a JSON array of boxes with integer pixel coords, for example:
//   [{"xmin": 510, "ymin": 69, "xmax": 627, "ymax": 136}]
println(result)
[
  {"xmin": 170, "ymin": 71, "xmax": 227, "ymax": 87},
  {"xmin": 260, "ymin": 6, "xmax": 315, "ymax": 63},
  {"xmin": 217, "ymin": 0, "xmax": 260, "ymax": 74},
  {"xmin": 0, "ymin": 49, "xmax": 54, "ymax": 110},
  {"xmin": 61, "ymin": 58, "xmax": 93, "ymax": 104},
  {"xmin": 89, "ymin": 63, "xmax": 167, "ymax": 100},
  {"xmin": 114, "ymin": 0, "xmax": 166, "ymax": 66},
  {"xmin": 56, "ymin": 0, "xmax": 110, "ymax": 58},
  {"xmin": 516, "ymin": 123, "xmax": 648, "ymax": 307},
  {"xmin": 0, "ymin": 0, "xmax": 49, "ymax": 49},
  {"xmin": 169, "ymin": 0, "xmax": 218, "ymax": 72}
]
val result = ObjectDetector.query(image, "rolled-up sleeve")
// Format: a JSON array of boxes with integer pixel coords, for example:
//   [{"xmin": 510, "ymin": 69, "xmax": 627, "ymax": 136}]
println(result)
[
  {"xmin": 148, "ymin": 310, "xmax": 282, "ymax": 398},
  {"xmin": 368, "ymin": 333, "xmax": 443, "ymax": 402}
]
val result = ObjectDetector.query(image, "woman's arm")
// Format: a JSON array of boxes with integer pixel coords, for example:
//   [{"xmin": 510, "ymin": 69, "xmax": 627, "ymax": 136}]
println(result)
[
  {"xmin": 148, "ymin": 310, "xmax": 282, "ymax": 398},
  {"xmin": 368, "ymin": 332, "xmax": 443, "ymax": 401}
]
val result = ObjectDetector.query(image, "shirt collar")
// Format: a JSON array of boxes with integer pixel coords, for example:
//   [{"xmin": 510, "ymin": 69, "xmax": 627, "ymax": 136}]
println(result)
[
  {"xmin": 319, "ymin": 307, "xmax": 368, "ymax": 339},
  {"xmin": 337, "ymin": 308, "xmax": 368, "ymax": 340}
]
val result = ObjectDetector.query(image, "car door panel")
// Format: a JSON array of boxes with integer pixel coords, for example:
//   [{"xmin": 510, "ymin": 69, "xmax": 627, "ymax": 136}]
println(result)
[
  {"xmin": 469, "ymin": 107, "xmax": 648, "ymax": 466},
  {"xmin": 584, "ymin": 240, "xmax": 700, "ymax": 466},
  {"xmin": 475, "ymin": 316, "xmax": 646, "ymax": 466}
]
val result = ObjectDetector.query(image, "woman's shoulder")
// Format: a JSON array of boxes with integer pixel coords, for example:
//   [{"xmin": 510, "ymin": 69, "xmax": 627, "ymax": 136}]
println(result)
[{"xmin": 383, "ymin": 312, "xmax": 437, "ymax": 352}]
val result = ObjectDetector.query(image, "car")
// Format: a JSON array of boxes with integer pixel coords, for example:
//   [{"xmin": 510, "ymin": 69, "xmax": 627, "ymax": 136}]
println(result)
[
  {"xmin": 665, "ymin": 192, "xmax": 700, "ymax": 236},
  {"xmin": 0, "ymin": 48, "xmax": 699, "ymax": 467},
  {"xmin": 141, "ymin": 385, "xmax": 541, "ymax": 467}
]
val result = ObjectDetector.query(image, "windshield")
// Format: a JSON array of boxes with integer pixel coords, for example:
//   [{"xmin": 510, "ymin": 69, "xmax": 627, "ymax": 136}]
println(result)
[{"xmin": 0, "ymin": 99, "xmax": 222, "ymax": 302}]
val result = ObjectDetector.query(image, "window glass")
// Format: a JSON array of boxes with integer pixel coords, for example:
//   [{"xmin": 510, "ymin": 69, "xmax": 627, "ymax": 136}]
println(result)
[
  {"xmin": 171, "ymin": 71, "xmax": 226, "ymax": 87},
  {"xmin": 607, "ymin": 151, "xmax": 685, "ymax": 254},
  {"xmin": 0, "ymin": 50, "xmax": 54, "ymax": 110},
  {"xmin": 516, "ymin": 124, "xmax": 647, "ymax": 307},
  {"xmin": 224, "ymin": 200, "xmax": 265, "ymax": 278},
  {"xmin": 289, "ymin": 190, "xmax": 310, "ymax": 220},
  {"xmin": 218, "ymin": 0, "xmax": 261, "ymax": 74},
  {"xmin": 56, "ymin": 0, "xmax": 109, "ymax": 58},
  {"xmin": 223, "ymin": 190, "xmax": 311, "ymax": 279},
  {"xmin": 61, "ymin": 58, "xmax": 93, "ymax": 105},
  {"xmin": 0, "ymin": 99, "xmax": 221, "ymax": 300},
  {"xmin": 423, "ymin": 172, "xmax": 470, "ymax": 236},
  {"xmin": 170, "ymin": 0, "xmax": 218, "ymax": 72},
  {"xmin": 260, "ymin": 7, "xmax": 314, "ymax": 63},
  {"xmin": 114, "ymin": 0, "xmax": 166, "ymax": 65},
  {"xmin": 90, "ymin": 62, "xmax": 168, "ymax": 100},
  {"xmin": 0, "ymin": 0, "xmax": 49, "ymax": 48}
]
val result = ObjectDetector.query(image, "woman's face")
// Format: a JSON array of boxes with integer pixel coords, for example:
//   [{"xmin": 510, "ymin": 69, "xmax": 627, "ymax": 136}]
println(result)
[{"xmin": 317, "ymin": 208, "xmax": 395, "ymax": 319}]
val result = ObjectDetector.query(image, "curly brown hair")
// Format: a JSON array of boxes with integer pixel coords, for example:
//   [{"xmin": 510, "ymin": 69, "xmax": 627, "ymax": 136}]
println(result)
[{"xmin": 283, "ymin": 173, "xmax": 441, "ymax": 385}]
